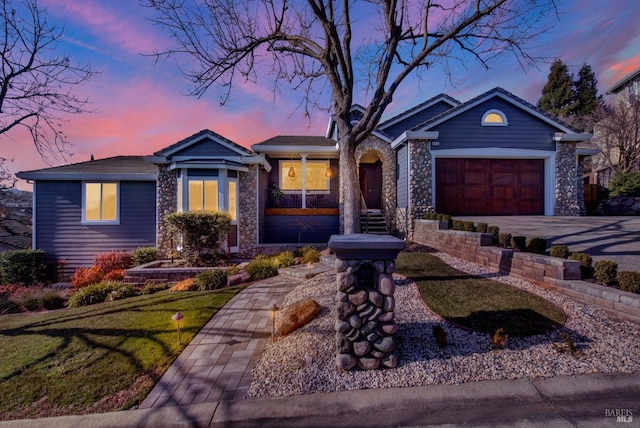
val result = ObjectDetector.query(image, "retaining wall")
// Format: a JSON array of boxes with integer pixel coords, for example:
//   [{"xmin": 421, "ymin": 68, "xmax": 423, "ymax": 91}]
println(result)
[{"xmin": 412, "ymin": 219, "xmax": 640, "ymax": 324}]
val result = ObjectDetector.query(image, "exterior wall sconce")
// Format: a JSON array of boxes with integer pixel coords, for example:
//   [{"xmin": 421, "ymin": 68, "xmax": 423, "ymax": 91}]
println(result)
[
  {"xmin": 288, "ymin": 166, "xmax": 296, "ymax": 177},
  {"xmin": 325, "ymin": 166, "xmax": 333, "ymax": 178}
]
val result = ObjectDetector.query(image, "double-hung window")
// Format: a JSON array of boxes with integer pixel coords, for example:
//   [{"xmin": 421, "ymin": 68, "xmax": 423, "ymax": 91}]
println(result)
[{"xmin": 83, "ymin": 182, "xmax": 119, "ymax": 223}]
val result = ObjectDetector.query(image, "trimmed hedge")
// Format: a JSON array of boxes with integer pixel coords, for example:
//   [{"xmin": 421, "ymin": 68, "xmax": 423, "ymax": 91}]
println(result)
[
  {"xmin": 525, "ymin": 238, "xmax": 547, "ymax": 255},
  {"xmin": 618, "ymin": 271, "xmax": 640, "ymax": 294},
  {"xmin": 593, "ymin": 260, "xmax": 618, "ymax": 286},
  {"xmin": 570, "ymin": 252, "xmax": 593, "ymax": 279},
  {"xmin": 511, "ymin": 236, "xmax": 527, "ymax": 252},
  {"xmin": 132, "ymin": 247, "xmax": 158, "ymax": 266},
  {"xmin": 0, "ymin": 249, "xmax": 48, "ymax": 286},
  {"xmin": 550, "ymin": 245, "xmax": 570, "ymax": 259},
  {"xmin": 165, "ymin": 211, "xmax": 231, "ymax": 266}
]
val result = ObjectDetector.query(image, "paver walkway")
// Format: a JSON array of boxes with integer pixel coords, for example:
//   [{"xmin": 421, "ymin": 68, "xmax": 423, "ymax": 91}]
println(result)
[{"xmin": 140, "ymin": 274, "xmax": 303, "ymax": 408}]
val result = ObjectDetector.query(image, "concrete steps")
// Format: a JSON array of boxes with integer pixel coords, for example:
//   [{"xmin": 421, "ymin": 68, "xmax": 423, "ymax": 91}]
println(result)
[{"xmin": 360, "ymin": 210, "xmax": 389, "ymax": 234}]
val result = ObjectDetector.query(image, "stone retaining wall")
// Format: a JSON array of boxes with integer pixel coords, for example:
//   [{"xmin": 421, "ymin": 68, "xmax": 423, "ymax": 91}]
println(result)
[{"xmin": 412, "ymin": 219, "xmax": 640, "ymax": 324}]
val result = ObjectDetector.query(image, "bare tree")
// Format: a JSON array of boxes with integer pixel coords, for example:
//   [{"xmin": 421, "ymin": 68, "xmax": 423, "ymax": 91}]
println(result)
[
  {"xmin": 593, "ymin": 93, "xmax": 640, "ymax": 175},
  {"xmin": 0, "ymin": 0, "xmax": 96, "ymax": 183},
  {"xmin": 145, "ymin": 0, "xmax": 558, "ymax": 234}
]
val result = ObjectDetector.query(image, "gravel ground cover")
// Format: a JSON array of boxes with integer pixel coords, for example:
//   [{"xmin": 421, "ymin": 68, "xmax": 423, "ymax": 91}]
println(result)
[{"xmin": 247, "ymin": 251, "xmax": 640, "ymax": 398}]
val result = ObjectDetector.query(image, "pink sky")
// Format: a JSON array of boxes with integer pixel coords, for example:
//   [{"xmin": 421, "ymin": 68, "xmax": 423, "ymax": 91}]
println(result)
[{"xmin": 5, "ymin": 0, "xmax": 640, "ymax": 190}]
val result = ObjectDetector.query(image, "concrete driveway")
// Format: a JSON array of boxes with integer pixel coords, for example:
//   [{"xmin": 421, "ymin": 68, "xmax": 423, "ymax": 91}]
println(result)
[{"xmin": 456, "ymin": 216, "xmax": 640, "ymax": 272}]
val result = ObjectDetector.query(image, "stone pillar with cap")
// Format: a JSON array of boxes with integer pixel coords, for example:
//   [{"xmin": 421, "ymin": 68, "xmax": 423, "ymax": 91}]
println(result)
[{"xmin": 328, "ymin": 234, "xmax": 405, "ymax": 370}]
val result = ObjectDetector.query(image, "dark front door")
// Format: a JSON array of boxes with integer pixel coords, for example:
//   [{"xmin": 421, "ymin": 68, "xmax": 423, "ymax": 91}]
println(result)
[
  {"xmin": 359, "ymin": 160, "xmax": 382, "ymax": 209},
  {"xmin": 436, "ymin": 158, "xmax": 544, "ymax": 215}
]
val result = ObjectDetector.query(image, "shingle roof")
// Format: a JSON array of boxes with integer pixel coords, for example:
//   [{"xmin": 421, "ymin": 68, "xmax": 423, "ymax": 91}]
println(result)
[
  {"xmin": 253, "ymin": 135, "xmax": 337, "ymax": 147},
  {"xmin": 16, "ymin": 156, "xmax": 157, "ymax": 178}
]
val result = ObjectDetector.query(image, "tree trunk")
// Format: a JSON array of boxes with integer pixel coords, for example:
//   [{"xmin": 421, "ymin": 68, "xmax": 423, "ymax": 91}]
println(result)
[{"xmin": 339, "ymin": 137, "xmax": 360, "ymax": 235}]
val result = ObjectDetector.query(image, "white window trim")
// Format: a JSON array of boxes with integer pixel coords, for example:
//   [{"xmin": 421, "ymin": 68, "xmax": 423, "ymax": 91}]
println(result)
[
  {"xmin": 81, "ymin": 181, "xmax": 120, "ymax": 225},
  {"xmin": 278, "ymin": 159, "xmax": 331, "ymax": 191},
  {"xmin": 481, "ymin": 109, "xmax": 509, "ymax": 126}
]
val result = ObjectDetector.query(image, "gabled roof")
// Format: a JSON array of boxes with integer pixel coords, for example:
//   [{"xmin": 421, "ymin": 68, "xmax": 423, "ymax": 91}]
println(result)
[
  {"xmin": 253, "ymin": 135, "xmax": 337, "ymax": 147},
  {"xmin": 410, "ymin": 87, "xmax": 579, "ymax": 134},
  {"xmin": 605, "ymin": 66, "xmax": 640, "ymax": 95},
  {"xmin": 378, "ymin": 94, "xmax": 460, "ymax": 130},
  {"xmin": 16, "ymin": 156, "xmax": 157, "ymax": 181},
  {"xmin": 154, "ymin": 129, "xmax": 254, "ymax": 157}
]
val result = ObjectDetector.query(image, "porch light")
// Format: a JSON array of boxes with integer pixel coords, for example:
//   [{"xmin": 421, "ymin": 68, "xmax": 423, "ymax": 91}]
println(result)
[
  {"xmin": 325, "ymin": 166, "xmax": 333, "ymax": 178},
  {"xmin": 288, "ymin": 166, "xmax": 296, "ymax": 177}
]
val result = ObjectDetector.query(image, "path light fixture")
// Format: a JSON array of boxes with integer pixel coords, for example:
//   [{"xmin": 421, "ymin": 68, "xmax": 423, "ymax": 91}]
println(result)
[
  {"xmin": 271, "ymin": 304, "xmax": 279, "ymax": 341},
  {"xmin": 172, "ymin": 312, "xmax": 184, "ymax": 345}
]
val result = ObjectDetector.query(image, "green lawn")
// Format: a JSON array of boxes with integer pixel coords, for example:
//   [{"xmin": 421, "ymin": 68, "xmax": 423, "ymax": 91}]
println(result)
[
  {"xmin": 396, "ymin": 251, "xmax": 565, "ymax": 337},
  {"xmin": 0, "ymin": 288, "xmax": 240, "ymax": 420}
]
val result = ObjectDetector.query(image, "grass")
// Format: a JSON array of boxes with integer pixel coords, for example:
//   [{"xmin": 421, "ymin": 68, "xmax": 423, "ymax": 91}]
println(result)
[
  {"xmin": 0, "ymin": 288, "xmax": 240, "ymax": 420},
  {"xmin": 396, "ymin": 251, "xmax": 565, "ymax": 337}
]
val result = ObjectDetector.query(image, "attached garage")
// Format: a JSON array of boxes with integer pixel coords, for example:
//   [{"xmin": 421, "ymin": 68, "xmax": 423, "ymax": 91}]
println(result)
[{"xmin": 435, "ymin": 158, "xmax": 544, "ymax": 215}]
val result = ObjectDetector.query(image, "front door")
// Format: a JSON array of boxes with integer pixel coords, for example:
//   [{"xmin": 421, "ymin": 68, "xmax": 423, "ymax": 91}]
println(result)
[{"xmin": 359, "ymin": 160, "xmax": 382, "ymax": 210}]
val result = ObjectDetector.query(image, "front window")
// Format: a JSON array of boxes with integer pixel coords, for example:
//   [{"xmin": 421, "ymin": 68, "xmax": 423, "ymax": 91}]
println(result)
[
  {"xmin": 228, "ymin": 180, "xmax": 237, "ymax": 220},
  {"xmin": 280, "ymin": 160, "xmax": 329, "ymax": 191},
  {"xmin": 83, "ymin": 182, "xmax": 118, "ymax": 223},
  {"xmin": 188, "ymin": 179, "xmax": 218, "ymax": 212}
]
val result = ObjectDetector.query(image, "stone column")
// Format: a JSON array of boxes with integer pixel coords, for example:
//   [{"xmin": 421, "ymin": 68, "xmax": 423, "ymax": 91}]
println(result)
[
  {"xmin": 407, "ymin": 140, "xmax": 433, "ymax": 239},
  {"xmin": 238, "ymin": 165, "xmax": 258, "ymax": 258},
  {"xmin": 328, "ymin": 234, "xmax": 405, "ymax": 370},
  {"xmin": 555, "ymin": 142, "xmax": 582, "ymax": 216},
  {"xmin": 156, "ymin": 165, "xmax": 177, "ymax": 258}
]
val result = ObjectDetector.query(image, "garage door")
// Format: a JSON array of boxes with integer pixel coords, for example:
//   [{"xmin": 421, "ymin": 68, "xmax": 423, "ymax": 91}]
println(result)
[{"xmin": 436, "ymin": 158, "xmax": 544, "ymax": 215}]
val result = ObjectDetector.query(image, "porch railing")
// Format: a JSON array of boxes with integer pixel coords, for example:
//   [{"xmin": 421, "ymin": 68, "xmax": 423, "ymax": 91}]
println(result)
[{"xmin": 266, "ymin": 190, "xmax": 338, "ymax": 209}]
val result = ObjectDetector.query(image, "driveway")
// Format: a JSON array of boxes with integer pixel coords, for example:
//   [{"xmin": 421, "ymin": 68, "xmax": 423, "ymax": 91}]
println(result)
[{"xmin": 455, "ymin": 216, "xmax": 640, "ymax": 272}]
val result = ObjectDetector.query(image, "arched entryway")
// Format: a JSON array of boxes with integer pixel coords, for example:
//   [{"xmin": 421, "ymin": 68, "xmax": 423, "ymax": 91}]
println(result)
[{"xmin": 359, "ymin": 153, "xmax": 383, "ymax": 210}]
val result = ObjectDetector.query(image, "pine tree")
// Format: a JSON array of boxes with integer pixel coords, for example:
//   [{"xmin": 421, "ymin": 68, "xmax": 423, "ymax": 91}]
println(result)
[
  {"xmin": 574, "ymin": 63, "xmax": 602, "ymax": 116},
  {"xmin": 538, "ymin": 58, "xmax": 575, "ymax": 117}
]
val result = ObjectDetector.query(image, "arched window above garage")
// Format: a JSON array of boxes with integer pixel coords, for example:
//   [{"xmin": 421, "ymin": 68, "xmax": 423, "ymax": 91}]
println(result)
[{"xmin": 481, "ymin": 109, "xmax": 508, "ymax": 126}]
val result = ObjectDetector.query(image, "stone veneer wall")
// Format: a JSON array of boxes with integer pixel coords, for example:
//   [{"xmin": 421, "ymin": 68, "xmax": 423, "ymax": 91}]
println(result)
[
  {"xmin": 401, "ymin": 140, "xmax": 433, "ymax": 240},
  {"xmin": 554, "ymin": 142, "xmax": 583, "ymax": 216},
  {"xmin": 355, "ymin": 136, "xmax": 396, "ymax": 233},
  {"xmin": 238, "ymin": 164, "xmax": 258, "ymax": 258},
  {"xmin": 156, "ymin": 165, "xmax": 177, "ymax": 258}
]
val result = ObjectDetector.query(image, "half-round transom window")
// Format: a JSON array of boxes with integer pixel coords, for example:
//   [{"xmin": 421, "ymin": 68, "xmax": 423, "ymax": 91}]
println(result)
[{"xmin": 481, "ymin": 109, "xmax": 508, "ymax": 126}]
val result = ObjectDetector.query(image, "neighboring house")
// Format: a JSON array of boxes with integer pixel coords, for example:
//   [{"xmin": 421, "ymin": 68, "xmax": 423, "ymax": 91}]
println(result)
[
  {"xmin": 0, "ymin": 189, "xmax": 33, "ymax": 252},
  {"xmin": 17, "ymin": 87, "xmax": 591, "ymax": 271},
  {"xmin": 587, "ymin": 66, "xmax": 640, "ymax": 187}
]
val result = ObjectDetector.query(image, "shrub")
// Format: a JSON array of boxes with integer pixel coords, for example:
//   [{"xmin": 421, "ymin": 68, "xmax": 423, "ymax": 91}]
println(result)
[
  {"xmin": 70, "ymin": 265, "xmax": 105, "ymax": 288},
  {"xmin": 246, "ymin": 255, "xmax": 278, "ymax": 280},
  {"xmin": 570, "ymin": 252, "xmax": 593, "ymax": 279},
  {"xmin": 141, "ymin": 282, "xmax": 171, "ymax": 295},
  {"xmin": 170, "ymin": 278, "xmax": 196, "ymax": 292},
  {"xmin": 298, "ymin": 246, "xmax": 320, "ymax": 264},
  {"xmin": 498, "ymin": 233, "xmax": 512, "ymax": 248},
  {"xmin": 526, "ymin": 237, "xmax": 547, "ymax": 255},
  {"xmin": 105, "ymin": 284, "xmax": 139, "ymax": 302},
  {"xmin": 424, "ymin": 212, "xmax": 437, "ymax": 220},
  {"xmin": 436, "ymin": 213, "xmax": 445, "ymax": 220},
  {"xmin": 452, "ymin": 220, "xmax": 464, "ymax": 230},
  {"xmin": 476, "ymin": 223, "xmax": 488, "ymax": 233},
  {"xmin": 67, "ymin": 281, "xmax": 125, "ymax": 307},
  {"xmin": 618, "ymin": 271, "xmax": 640, "ymax": 294},
  {"xmin": 165, "ymin": 211, "xmax": 231, "ymax": 266},
  {"xmin": 132, "ymin": 247, "xmax": 158, "ymax": 266},
  {"xmin": 442, "ymin": 214, "xmax": 452, "ymax": 222},
  {"xmin": 463, "ymin": 221, "xmax": 476, "ymax": 232},
  {"xmin": 550, "ymin": 245, "xmax": 570, "ymax": 259},
  {"xmin": 94, "ymin": 251, "xmax": 134, "ymax": 272},
  {"xmin": 511, "ymin": 236, "xmax": 527, "ymax": 252},
  {"xmin": 104, "ymin": 269, "xmax": 125, "ymax": 281},
  {"xmin": 0, "ymin": 249, "xmax": 48, "ymax": 286},
  {"xmin": 610, "ymin": 171, "xmax": 640, "ymax": 197},
  {"xmin": 274, "ymin": 251, "xmax": 295, "ymax": 268},
  {"xmin": 593, "ymin": 260, "xmax": 618, "ymax": 285},
  {"xmin": 194, "ymin": 270, "xmax": 228, "ymax": 291},
  {"xmin": 487, "ymin": 226, "xmax": 500, "ymax": 244}
]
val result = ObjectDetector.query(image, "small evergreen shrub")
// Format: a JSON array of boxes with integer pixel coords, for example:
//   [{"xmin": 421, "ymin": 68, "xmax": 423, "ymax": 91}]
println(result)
[
  {"xmin": 498, "ymin": 233, "xmax": 512, "ymax": 248},
  {"xmin": 68, "ymin": 281, "xmax": 125, "ymax": 307},
  {"xmin": 246, "ymin": 255, "xmax": 278, "ymax": 280},
  {"xmin": 94, "ymin": 251, "xmax": 134, "ymax": 272},
  {"xmin": 165, "ymin": 211, "xmax": 231, "ymax": 266},
  {"xmin": 424, "ymin": 213, "xmax": 437, "ymax": 220},
  {"xmin": 194, "ymin": 270, "xmax": 228, "ymax": 291},
  {"xmin": 0, "ymin": 249, "xmax": 48, "ymax": 286},
  {"xmin": 442, "ymin": 215, "xmax": 452, "ymax": 222},
  {"xmin": 487, "ymin": 226, "xmax": 500, "ymax": 244},
  {"xmin": 70, "ymin": 265, "xmax": 105, "ymax": 288},
  {"xmin": 593, "ymin": 260, "xmax": 618, "ymax": 285},
  {"xmin": 526, "ymin": 237, "xmax": 547, "ymax": 255},
  {"xmin": 618, "ymin": 271, "xmax": 640, "ymax": 294},
  {"xmin": 132, "ymin": 247, "xmax": 158, "ymax": 266},
  {"xmin": 298, "ymin": 246, "xmax": 320, "ymax": 264},
  {"xmin": 141, "ymin": 282, "xmax": 171, "ymax": 295},
  {"xmin": 550, "ymin": 245, "xmax": 570, "ymax": 259},
  {"xmin": 610, "ymin": 171, "xmax": 640, "ymax": 197},
  {"xmin": 570, "ymin": 252, "xmax": 593, "ymax": 279},
  {"xmin": 274, "ymin": 251, "xmax": 295, "ymax": 268},
  {"xmin": 476, "ymin": 223, "xmax": 488, "ymax": 233},
  {"xmin": 436, "ymin": 213, "xmax": 445, "ymax": 221},
  {"xmin": 463, "ymin": 221, "xmax": 475, "ymax": 232},
  {"xmin": 511, "ymin": 236, "xmax": 527, "ymax": 252},
  {"xmin": 105, "ymin": 284, "xmax": 139, "ymax": 302},
  {"xmin": 452, "ymin": 220, "xmax": 464, "ymax": 230}
]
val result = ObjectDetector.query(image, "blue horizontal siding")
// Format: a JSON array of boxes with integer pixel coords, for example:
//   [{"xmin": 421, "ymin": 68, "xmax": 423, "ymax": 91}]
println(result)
[
  {"xmin": 383, "ymin": 101, "xmax": 454, "ymax": 138},
  {"xmin": 35, "ymin": 180, "xmax": 157, "ymax": 270},
  {"xmin": 263, "ymin": 215, "xmax": 339, "ymax": 244},
  {"xmin": 396, "ymin": 145, "xmax": 409, "ymax": 207},
  {"xmin": 431, "ymin": 98, "xmax": 558, "ymax": 151},
  {"xmin": 172, "ymin": 139, "xmax": 240, "ymax": 157}
]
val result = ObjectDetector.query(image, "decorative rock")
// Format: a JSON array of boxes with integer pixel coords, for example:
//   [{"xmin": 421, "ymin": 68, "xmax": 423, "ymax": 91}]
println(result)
[
  {"xmin": 381, "ymin": 353, "xmax": 397, "ymax": 368},
  {"xmin": 336, "ymin": 353, "xmax": 357, "ymax": 370},
  {"xmin": 368, "ymin": 291, "xmax": 384, "ymax": 307},
  {"xmin": 360, "ymin": 320, "xmax": 378, "ymax": 335},
  {"xmin": 379, "ymin": 274, "xmax": 395, "ymax": 296},
  {"xmin": 359, "ymin": 304, "xmax": 375, "ymax": 318},
  {"xmin": 366, "ymin": 332, "xmax": 380, "ymax": 342},
  {"xmin": 336, "ymin": 291, "xmax": 348, "ymax": 302},
  {"xmin": 335, "ymin": 259, "xmax": 348, "ymax": 272},
  {"xmin": 374, "ymin": 336, "xmax": 395, "ymax": 353},
  {"xmin": 368, "ymin": 308, "xmax": 383, "ymax": 321},
  {"xmin": 385, "ymin": 261, "xmax": 395, "ymax": 274},
  {"xmin": 337, "ymin": 301, "xmax": 355, "ymax": 319},
  {"xmin": 345, "ymin": 328, "xmax": 361, "ymax": 341},
  {"xmin": 381, "ymin": 321, "xmax": 398, "ymax": 335},
  {"xmin": 383, "ymin": 296, "xmax": 395, "ymax": 312},
  {"xmin": 336, "ymin": 334, "xmax": 352, "ymax": 353},
  {"xmin": 370, "ymin": 350, "xmax": 385, "ymax": 359},
  {"xmin": 353, "ymin": 340, "xmax": 371, "ymax": 357},
  {"xmin": 374, "ymin": 261, "xmax": 385, "ymax": 273},
  {"xmin": 335, "ymin": 320, "xmax": 350, "ymax": 333},
  {"xmin": 378, "ymin": 311, "xmax": 394, "ymax": 323},
  {"xmin": 357, "ymin": 357, "xmax": 380, "ymax": 370},
  {"xmin": 337, "ymin": 272, "xmax": 355, "ymax": 291},
  {"xmin": 349, "ymin": 290, "xmax": 368, "ymax": 306},
  {"xmin": 276, "ymin": 299, "xmax": 321, "ymax": 336},
  {"xmin": 348, "ymin": 313, "xmax": 362, "ymax": 329}
]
